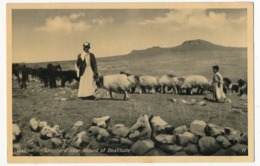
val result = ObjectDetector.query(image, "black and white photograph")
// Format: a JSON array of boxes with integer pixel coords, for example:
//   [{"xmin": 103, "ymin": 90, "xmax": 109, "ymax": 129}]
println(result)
[{"xmin": 7, "ymin": 2, "xmax": 254, "ymax": 163}]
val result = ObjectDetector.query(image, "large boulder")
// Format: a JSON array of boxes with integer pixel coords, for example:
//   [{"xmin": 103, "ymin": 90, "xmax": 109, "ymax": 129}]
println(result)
[
  {"xmin": 86, "ymin": 138, "xmax": 104, "ymax": 150},
  {"xmin": 92, "ymin": 116, "xmax": 110, "ymax": 128},
  {"xmin": 112, "ymin": 126, "xmax": 130, "ymax": 137},
  {"xmin": 216, "ymin": 135, "xmax": 232, "ymax": 149},
  {"xmin": 38, "ymin": 138, "xmax": 53, "ymax": 149},
  {"xmin": 129, "ymin": 114, "xmax": 151, "ymax": 139},
  {"xmin": 214, "ymin": 148, "xmax": 230, "ymax": 156},
  {"xmin": 71, "ymin": 131, "xmax": 91, "ymax": 148},
  {"xmin": 109, "ymin": 137, "xmax": 120, "ymax": 144},
  {"xmin": 149, "ymin": 115, "xmax": 168, "ymax": 133},
  {"xmin": 64, "ymin": 121, "xmax": 84, "ymax": 139},
  {"xmin": 26, "ymin": 139, "xmax": 41, "ymax": 156},
  {"xmin": 88, "ymin": 126, "xmax": 101, "ymax": 136},
  {"xmin": 12, "ymin": 124, "xmax": 22, "ymax": 142},
  {"xmin": 30, "ymin": 118, "xmax": 40, "ymax": 132},
  {"xmin": 224, "ymin": 127, "xmax": 242, "ymax": 144},
  {"xmin": 184, "ymin": 143, "xmax": 199, "ymax": 155},
  {"xmin": 159, "ymin": 144, "xmax": 183, "ymax": 154},
  {"xmin": 129, "ymin": 130, "xmax": 141, "ymax": 141},
  {"xmin": 51, "ymin": 138, "xmax": 63, "ymax": 148},
  {"xmin": 205, "ymin": 123, "xmax": 225, "ymax": 136},
  {"xmin": 198, "ymin": 136, "xmax": 221, "ymax": 155},
  {"xmin": 144, "ymin": 148, "xmax": 167, "ymax": 156},
  {"xmin": 39, "ymin": 121, "xmax": 48, "ymax": 129},
  {"xmin": 130, "ymin": 139, "xmax": 154, "ymax": 155},
  {"xmin": 155, "ymin": 134, "xmax": 176, "ymax": 144},
  {"xmin": 176, "ymin": 131, "xmax": 198, "ymax": 146},
  {"xmin": 190, "ymin": 120, "xmax": 207, "ymax": 136},
  {"xmin": 97, "ymin": 128, "xmax": 110, "ymax": 142},
  {"xmin": 120, "ymin": 138, "xmax": 133, "ymax": 146},
  {"xmin": 172, "ymin": 125, "xmax": 188, "ymax": 135},
  {"xmin": 73, "ymin": 121, "xmax": 84, "ymax": 128},
  {"xmin": 40, "ymin": 125, "xmax": 61, "ymax": 139},
  {"xmin": 162, "ymin": 125, "xmax": 175, "ymax": 135},
  {"xmin": 228, "ymin": 144, "xmax": 248, "ymax": 155},
  {"xmin": 239, "ymin": 133, "xmax": 248, "ymax": 145}
]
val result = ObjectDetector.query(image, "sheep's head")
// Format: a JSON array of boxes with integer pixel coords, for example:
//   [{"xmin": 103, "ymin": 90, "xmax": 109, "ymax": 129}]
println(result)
[
  {"xmin": 204, "ymin": 82, "xmax": 213, "ymax": 92},
  {"xmin": 178, "ymin": 77, "xmax": 185, "ymax": 86},
  {"xmin": 95, "ymin": 74, "xmax": 103, "ymax": 88}
]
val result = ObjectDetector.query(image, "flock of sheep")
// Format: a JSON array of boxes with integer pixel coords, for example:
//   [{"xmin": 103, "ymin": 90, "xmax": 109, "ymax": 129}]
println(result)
[
  {"xmin": 15, "ymin": 64, "xmax": 247, "ymax": 101},
  {"xmin": 95, "ymin": 71, "xmax": 244, "ymax": 100}
]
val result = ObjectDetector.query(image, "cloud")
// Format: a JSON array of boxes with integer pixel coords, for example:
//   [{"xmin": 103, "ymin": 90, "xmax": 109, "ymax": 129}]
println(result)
[
  {"xmin": 35, "ymin": 13, "xmax": 91, "ymax": 33},
  {"xmin": 140, "ymin": 9, "xmax": 246, "ymax": 31},
  {"xmin": 91, "ymin": 17, "xmax": 114, "ymax": 26},
  {"xmin": 35, "ymin": 13, "xmax": 114, "ymax": 33}
]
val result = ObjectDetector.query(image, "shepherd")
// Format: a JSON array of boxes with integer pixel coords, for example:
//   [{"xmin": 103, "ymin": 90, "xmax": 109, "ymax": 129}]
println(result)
[
  {"xmin": 75, "ymin": 42, "xmax": 99, "ymax": 100},
  {"xmin": 212, "ymin": 65, "xmax": 226, "ymax": 103}
]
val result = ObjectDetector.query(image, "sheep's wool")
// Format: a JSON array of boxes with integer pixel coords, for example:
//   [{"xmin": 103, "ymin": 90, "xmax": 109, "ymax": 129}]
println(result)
[
  {"xmin": 103, "ymin": 74, "xmax": 131, "ymax": 92},
  {"xmin": 181, "ymin": 75, "xmax": 209, "ymax": 88},
  {"xmin": 159, "ymin": 75, "xmax": 179, "ymax": 86},
  {"xmin": 139, "ymin": 76, "xmax": 159, "ymax": 86}
]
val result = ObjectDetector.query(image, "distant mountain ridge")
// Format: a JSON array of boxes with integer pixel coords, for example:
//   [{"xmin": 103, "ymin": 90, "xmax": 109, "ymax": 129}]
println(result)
[
  {"xmin": 127, "ymin": 39, "xmax": 246, "ymax": 57},
  {"xmin": 21, "ymin": 39, "xmax": 246, "ymax": 66}
]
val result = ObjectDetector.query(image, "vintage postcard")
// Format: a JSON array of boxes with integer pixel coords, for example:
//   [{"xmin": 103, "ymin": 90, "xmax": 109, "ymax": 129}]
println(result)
[{"xmin": 7, "ymin": 2, "xmax": 254, "ymax": 163}]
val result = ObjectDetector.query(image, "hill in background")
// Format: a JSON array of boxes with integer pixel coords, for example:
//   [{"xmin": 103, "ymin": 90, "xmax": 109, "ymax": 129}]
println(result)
[{"xmin": 24, "ymin": 39, "xmax": 247, "ymax": 82}]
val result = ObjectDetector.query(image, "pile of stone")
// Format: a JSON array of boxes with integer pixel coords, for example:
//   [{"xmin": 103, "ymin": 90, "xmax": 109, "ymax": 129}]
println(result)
[
  {"xmin": 13, "ymin": 115, "xmax": 248, "ymax": 156},
  {"xmin": 168, "ymin": 98, "xmax": 231, "ymax": 106}
]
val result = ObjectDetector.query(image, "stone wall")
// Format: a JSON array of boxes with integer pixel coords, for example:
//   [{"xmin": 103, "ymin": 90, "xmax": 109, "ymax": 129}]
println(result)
[{"xmin": 13, "ymin": 114, "xmax": 248, "ymax": 156}]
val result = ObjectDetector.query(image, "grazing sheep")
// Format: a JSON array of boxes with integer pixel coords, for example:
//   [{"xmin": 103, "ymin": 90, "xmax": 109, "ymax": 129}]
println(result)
[
  {"xmin": 180, "ymin": 75, "xmax": 210, "ymax": 95},
  {"xmin": 158, "ymin": 75, "xmax": 179, "ymax": 94},
  {"xmin": 223, "ymin": 77, "xmax": 232, "ymax": 94},
  {"xmin": 96, "ymin": 74, "xmax": 136, "ymax": 100},
  {"xmin": 138, "ymin": 75, "xmax": 160, "ymax": 94},
  {"xmin": 119, "ymin": 71, "xmax": 140, "ymax": 93}
]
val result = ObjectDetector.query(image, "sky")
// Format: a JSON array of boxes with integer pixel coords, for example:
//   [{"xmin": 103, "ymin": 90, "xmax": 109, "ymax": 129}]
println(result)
[{"xmin": 12, "ymin": 8, "xmax": 247, "ymax": 63}]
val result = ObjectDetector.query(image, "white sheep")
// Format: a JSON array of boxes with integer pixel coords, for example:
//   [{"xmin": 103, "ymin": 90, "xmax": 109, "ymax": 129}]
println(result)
[
  {"xmin": 158, "ymin": 75, "xmax": 180, "ymax": 94},
  {"xmin": 180, "ymin": 75, "xmax": 210, "ymax": 95},
  {"xmin": 96, "ymin": 74, "xmax": 136, "ymax": 100},
  {"xmin": 138, "ymin": 75, "xmax": 160, "ymax": 94}
]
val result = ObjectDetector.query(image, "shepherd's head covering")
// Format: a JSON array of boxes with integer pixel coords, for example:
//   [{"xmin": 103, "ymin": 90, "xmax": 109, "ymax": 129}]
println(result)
[
  {"xmin": 212, "ymin": 65, "xmax": 219, "ymax": 71},
  {"xmin": 83, "ymin": 42, "xmax": 91, "ymax": 48}
]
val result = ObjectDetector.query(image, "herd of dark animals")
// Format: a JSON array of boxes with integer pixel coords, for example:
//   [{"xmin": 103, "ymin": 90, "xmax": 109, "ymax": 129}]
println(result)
[
  {"xmin": 12, "ymin": 63, "xmax": 247, "ymax": 96},
  {"xmin": 12, "ymin": 63, "xmax": 79, "ymax": 89}
]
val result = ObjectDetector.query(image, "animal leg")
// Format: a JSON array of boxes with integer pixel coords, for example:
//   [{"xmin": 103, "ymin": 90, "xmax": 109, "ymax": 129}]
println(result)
[
  {"xmin": 160, "ymin": 86, "xmax": 164, "ymax": 94},
  {"xmin": 109, "ymin": 90, "xmax": 113, "ymax": 99},
  {"xmin": 187, "ymin": 88, "xmax": 193, "ymax": 95},
  {"xmin": 197, "ymin": 87, "xmax": 201, "ymax": 94},
  {"xmin": 123, "ymin": 91, "xmax": 129, "ymax": 100},
  {"xmin": 173, "ymin": 85, "xmax": 178, "ymax": 94}
]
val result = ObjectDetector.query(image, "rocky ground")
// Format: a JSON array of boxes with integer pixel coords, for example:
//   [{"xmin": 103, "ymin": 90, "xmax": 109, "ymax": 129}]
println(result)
[{"xmin": 12, "ymin": 80, "xmax": 248, "ymax": 156}]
